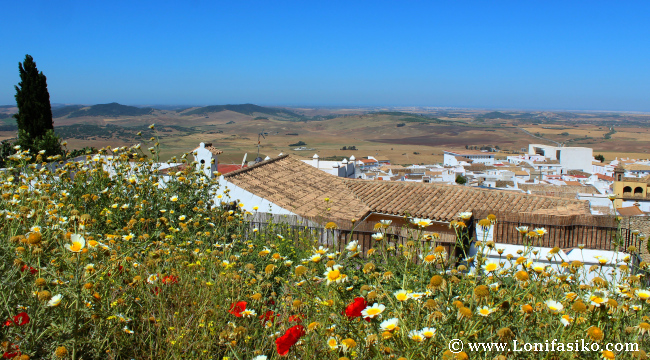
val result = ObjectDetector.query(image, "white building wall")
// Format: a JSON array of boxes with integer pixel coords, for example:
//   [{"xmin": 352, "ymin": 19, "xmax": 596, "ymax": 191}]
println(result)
[
  {"xmin": 469, "ymin": 244, "xmax": 629, "ymax": 284},
  {"xmin": 443, "ymin": 153, "xmax": 459, "ymax": 167},
  {"xmin": 216, "ymin": 176, "xmax": 297, "ymax": 215}
]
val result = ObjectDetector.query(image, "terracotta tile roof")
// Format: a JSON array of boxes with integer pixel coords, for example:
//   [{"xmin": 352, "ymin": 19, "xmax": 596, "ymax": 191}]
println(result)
[
  {"xmin": 218, "ymin": 164, "xmax": 245, "ymax": 174},
  {"xmin": 455, "ymin": 156, "xmax": 474, "ymax": 163},
  {"xmin": 360, "ymin": 159, "xmax": 377, "ymax": 164},
  {"xmin": 343, "ymin": 179, "xmax": 590, "ymax": 222},
  {"xmin": 160, "ymin": 164, "xmax": 189, "ymax": 174},
  {"xmin": 224, "ymin": 155, "xmax": 592, "ymax": 223},
  {"xmin": 597, "ymin": 174, "xmax": 614, "ymax": 181},
  {"xmin": 617, "ymin": 206, "xmax": 645, "ymax": 216},
  {"xmin": 567, "ymin": 170, "xmax": 591, "ymax": 177},
  {"xmin": 519, "ymin": 184, "xmax": 600, "ymax": 196},
  {"xmin": 533, "ymin": 160, "xmax": 561, "ymax": 165},
  {"xmin": 224, "ymin": 155, "xmax": 371, "ymax": 220},
  {"xmin": 563, "ymin": 181, "xmax": 583, "ymax": 186},
  {"xmin": 514, "ymin": 170, "xmax": 530, "ymax": 176},
  {"xmin": 444, "ymin": 149, "xmax": 494, "ymax": 156},
  {"xmin": 624, "ymin": 164, "xmax": 650, "ymax": 171}
]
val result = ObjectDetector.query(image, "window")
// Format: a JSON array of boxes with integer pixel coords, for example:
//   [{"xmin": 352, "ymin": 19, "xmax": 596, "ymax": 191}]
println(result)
[
  {"xmin": 623, "ymin": 186, "xmax": 632, "ymax": 194},
  {"xmin": 634, "ymin": 187, "xmax": 644, "ymax": 195}
]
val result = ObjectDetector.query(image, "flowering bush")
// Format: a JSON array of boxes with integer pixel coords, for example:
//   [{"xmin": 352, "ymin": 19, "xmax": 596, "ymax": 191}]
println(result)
[{"xmin": 1, "ymin": 144, "xmax": 650, "ymax": 359}]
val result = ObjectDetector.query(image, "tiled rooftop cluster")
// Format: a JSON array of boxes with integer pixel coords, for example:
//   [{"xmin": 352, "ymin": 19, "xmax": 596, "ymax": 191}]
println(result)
[{"xmin": 225, "ymin": 155, "xmax": 591, "ymax": 222}]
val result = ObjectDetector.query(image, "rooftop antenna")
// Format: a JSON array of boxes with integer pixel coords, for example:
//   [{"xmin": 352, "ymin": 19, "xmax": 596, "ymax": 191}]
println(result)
[{"xmin": 256, "ymin": 129, "xmax": 266, "ymax": 162}]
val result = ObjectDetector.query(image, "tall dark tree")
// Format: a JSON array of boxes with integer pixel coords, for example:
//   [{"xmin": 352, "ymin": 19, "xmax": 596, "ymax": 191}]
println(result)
[{"xmin": 13, "ymin": 54, "xmax": 61, "ymax": 157}]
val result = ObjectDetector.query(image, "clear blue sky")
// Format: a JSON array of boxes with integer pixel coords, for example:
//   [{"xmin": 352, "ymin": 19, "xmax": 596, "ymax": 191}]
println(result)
[{"xmin": 1, "ymin": 1, "xmax": 649, "ymax": 111}]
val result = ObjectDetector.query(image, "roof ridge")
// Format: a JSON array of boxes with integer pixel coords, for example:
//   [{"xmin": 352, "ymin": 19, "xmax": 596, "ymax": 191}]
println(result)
[{"xmin": 224, "ymin": 154, "xmax": 290, "ymax": 177}]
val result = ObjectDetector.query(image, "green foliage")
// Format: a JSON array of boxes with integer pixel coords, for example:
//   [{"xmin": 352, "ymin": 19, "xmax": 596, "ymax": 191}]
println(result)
[
  {"xmin": 289, "ymin": 141, "xmax": 307, "ymax": 147},
  {"xmin": 182, "ymin": 104, "xmax": 302, "ymax": 119},
  {"xmin": 14, "ymin": 54, "xmax": 55, "ymax": 139},
  {"xmin": 52, "ymin": 105, "xmax": 84, "ymax": 118},
  {"xmin": 0, "ymin": 139, "xmax": 13, "ymax": 167},
  {"xmin": 67, "ymin": 103, "xmax": 153, "ymax": 118},
  {"xmin": 66, "ymin": 146, "xmax": 99, "ymax": 158},
  {"xmin": 476, "ymin": 111, "xmax": 514, "ymax": 120},
  {"xmin": 15, "ymin": 129, "xmax": 63, "ymax": 158},
  {"xmin": 595, "ymin": 154, "xmax": 605, "ymax": 162},
  {"xmin": 455, "ymin": 174, "xmax": 467, "ymax": 185},
  {"xmin": 604, "ymin": 127, "xmax": 616, "ymax": 139}
]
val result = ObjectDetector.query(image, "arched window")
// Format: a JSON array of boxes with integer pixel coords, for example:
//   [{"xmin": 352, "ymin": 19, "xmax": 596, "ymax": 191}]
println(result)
[
  {"xmin": 617, "ymin": 174, "xmax": 622, "ymax": 181},
  {"xmin": 623, "ymin": 186, "xmax": 632, "ymax": 194},
  {"xmin": 634, "ymin": 187, "xmax": 644, "ymax": 195}
]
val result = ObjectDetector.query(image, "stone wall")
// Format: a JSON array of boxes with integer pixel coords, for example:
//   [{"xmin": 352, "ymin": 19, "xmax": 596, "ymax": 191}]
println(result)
[{"xmin": 625, "ymin": 216, "xmax": 650, "ymax": 262}]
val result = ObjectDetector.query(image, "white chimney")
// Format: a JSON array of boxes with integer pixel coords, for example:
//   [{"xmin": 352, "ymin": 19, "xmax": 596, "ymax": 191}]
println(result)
[
  {"xmin": 342, "ymin": 158, "xmax": 348, "ymax": 165},
  {"xmin": 313, "ymin": 154, "xmax": 319, "ymax": 168}
]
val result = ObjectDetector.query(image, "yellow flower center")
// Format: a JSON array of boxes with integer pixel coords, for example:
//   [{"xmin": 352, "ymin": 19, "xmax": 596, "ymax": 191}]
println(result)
[
  {"xmin": 366, "ymin": 308, "xmax": 381, "ymax": 315},
  {"xmin": 327, "ymin": 270, "xmax": 341, "ymax": 281},
  {"xmin": 70, "ymin": 242, "xmax": 82, "ymax": 252},
  {"xmin": 485, "ymin": 263, "xmax": 498, "ymax": 271},
  {"xmin": 424, "ymin": 255, "xmax": 435, "ymax": 262},
  {"xmin": 396, "ymin": 293, "xmax": 408, "ymax": 301}
]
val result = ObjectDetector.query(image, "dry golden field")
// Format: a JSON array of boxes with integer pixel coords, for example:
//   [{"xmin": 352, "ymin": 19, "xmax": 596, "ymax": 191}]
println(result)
[{"xmin": 2, "ymin": 106, "xmax": 649, "ymax": 163}]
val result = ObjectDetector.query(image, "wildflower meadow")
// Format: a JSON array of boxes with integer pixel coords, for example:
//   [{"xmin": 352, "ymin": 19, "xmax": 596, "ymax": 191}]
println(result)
[{"xmin": 1, "ymin": 140, "xmax": 650, "ymax": 360}]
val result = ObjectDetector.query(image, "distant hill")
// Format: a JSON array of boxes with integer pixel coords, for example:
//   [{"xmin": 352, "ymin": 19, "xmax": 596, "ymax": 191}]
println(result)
[
  {"xmin": 52, "ymin": 105, "xmax": 84, "ymax": 118},
  {"xmin": 181, "ymin": 104, "xmax": 302, "ymax": 118},
  {"xmin": 67, "ymin": 103, "xmax": 154, "ymax": 118},
  {"xmin": 371, "ymin": 111, "xmax": 451, "ymax": 124},
  {"xmin": 476, "ymin": 111, "xmax": 514, "ymax": 120}
]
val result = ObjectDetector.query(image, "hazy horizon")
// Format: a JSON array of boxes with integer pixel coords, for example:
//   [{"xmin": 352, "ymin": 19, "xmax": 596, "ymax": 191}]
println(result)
[{"xmin": 2, "ymin": 1, "xmax": 649, "ymax": 112}]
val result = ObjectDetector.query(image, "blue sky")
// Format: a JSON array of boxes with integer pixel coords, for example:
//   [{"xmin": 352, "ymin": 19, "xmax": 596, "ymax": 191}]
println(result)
[{"xmin": 1, "ymin": 1, "xmax": 649, "ymax": 111}]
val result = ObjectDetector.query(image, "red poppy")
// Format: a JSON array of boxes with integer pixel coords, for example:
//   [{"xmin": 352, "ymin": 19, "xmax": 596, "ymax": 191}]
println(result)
[
  {"xmin": 20, "ymin": 264, "xmax": 37, "ymax": 275},
  {"xmin": 288, "ymin": 314, "xmax": 303, "ymax": 323},
  {"xmin": 260, "ymin": 310, "xmax": 279, "ymax": 324},
  {"xmin": 12, "ymin": 312, "xmax": 29, "ymax": 326},
  {"xmin": 275, "ymin": 325, "xmax": 305, "ymax": 356},
  {"xmin": 2, "ymin": 343, "xmax": 20, "ymax": 359},
  {"xmin": 229, "ymin": 301, "xmax": 247, "ymax": 317},
  {"xmin": 162, "ymin": 275, "xmax": 178, "ymax": 285},
  {"xmin": 151, "ymin": 287, "xmax": 161, "ymax": 296},
  {"xmin": 342, "ymin": 297, "xmax": 368, "ymax": 320},
  {"xmin": 3, "ymin": 312, "xmax": 29, "ymax": 327}
]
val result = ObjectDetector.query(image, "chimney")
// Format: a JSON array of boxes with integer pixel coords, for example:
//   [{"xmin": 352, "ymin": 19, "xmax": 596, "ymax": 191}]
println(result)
[
  {"xmin": 349, "ymin": 155, "xmax": 356, "ymax": 178},
  {"xmin": 313, "ymin": 154, "xmax": 319, "ymax": 169}
]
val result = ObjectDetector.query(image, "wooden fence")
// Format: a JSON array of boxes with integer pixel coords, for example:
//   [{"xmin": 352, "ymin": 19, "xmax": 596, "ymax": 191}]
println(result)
[
  {"xmin": 471, "ymin": 211, "xmax": 639, "ymax": 251},
  {"xmin": 248, "ymin": 219, "xmax": 458, "ymax": 261}
]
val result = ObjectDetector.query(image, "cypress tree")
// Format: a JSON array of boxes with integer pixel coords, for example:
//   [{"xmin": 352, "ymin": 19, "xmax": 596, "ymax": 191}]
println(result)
[
  {"xmin": 14, "ymin": 55, "xmax": 53, "ymax": 138},
  {"xmin": 13, "ymin": 54, "xmax": 61, "ymax": 156}
]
